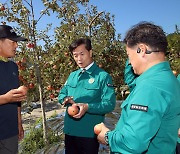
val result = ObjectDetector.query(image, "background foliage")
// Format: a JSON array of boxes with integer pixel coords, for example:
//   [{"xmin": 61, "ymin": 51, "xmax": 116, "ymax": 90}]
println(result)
[{"xmin": 0, "ymin": 0, "xmax": 179, "ymax": 148}]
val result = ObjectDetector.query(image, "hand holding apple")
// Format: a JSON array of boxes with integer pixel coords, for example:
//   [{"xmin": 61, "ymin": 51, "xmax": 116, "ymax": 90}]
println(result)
[
  {"xmin": 68, "ymin": 104, "xmax": 79, "ymax": 116},
  {"xmin": 96, "ymin": 123, "xmax": 110, "ymax": 145},
  {"xmin": 71, "ymin": 103, "xmax": 88, "ymax": 119},
  {"xmin": 62, "ymin": 96, "xmax": 74, "ymax": 105},
  {"xmin": 17, "ymin": 86, "xmax": 28, "ymax": 95},
  {"xmin": 94, "ymin": 123, "xmax": 103, "ymax": 135},
  {"xmin": 3, "ymin": 88, "xmax": 27, "ymax": 104}
]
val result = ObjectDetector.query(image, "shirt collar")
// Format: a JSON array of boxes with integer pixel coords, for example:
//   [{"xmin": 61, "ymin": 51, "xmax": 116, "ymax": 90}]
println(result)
[
  {"xmin": 81, "ymin": 61, "xmax": 94, "ymax": 71},
  {"xmin": 79, "ymin": 62, "xmax": 98, "ymax": 75}
]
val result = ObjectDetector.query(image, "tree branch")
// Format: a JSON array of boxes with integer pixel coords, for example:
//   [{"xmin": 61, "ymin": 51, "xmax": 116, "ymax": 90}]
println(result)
[{"xmin": 88, "ymin": 11, "xmax": 103, "ymax": 37}]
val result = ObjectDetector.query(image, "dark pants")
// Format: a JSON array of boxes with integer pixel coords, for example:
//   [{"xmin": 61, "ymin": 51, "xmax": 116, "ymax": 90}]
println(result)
[
  {"xmin": 176, "ymin": 142, "xmax": 180, "ymax": 154},
  {"xmin": 0, "ymin": 135, "xmax": 18, "ymax": 154},
  {"xmin": 65, "ymin": 134, "xmax": 99, "ymax": 154}
]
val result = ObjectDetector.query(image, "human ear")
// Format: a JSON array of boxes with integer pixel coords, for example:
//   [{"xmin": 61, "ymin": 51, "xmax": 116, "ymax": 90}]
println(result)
[{"xmin": 137, "ymin": 44, "xmax": 147, "ymax": 56}]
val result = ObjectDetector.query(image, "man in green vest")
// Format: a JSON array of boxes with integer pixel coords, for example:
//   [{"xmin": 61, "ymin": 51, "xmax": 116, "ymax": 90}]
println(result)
[
  {"xmin": 58, "ymin": 38, "xmax": 116, "ymax": 154},
  {"xmin": 97, "ymin": 22, "xmax": 180, "ymax": 154}
]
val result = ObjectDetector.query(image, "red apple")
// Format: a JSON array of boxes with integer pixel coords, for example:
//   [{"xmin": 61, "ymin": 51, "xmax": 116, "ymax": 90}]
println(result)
[
  {"xmin": 18, "ymin": 75, "xmax": 24, "ymax": 81},
  {"xmin": 17, "ymin": 86, "xmax": 28, "ymax": 95},
  {"xmin": 29, "ymin": 83, "xmax": 34, "ymax": 89},
  {"xmin": 19, "ymin": 65, "xmax": 26, "ymax": 70},
  {"xmin": 30, "ymin": 74, "xmax": 35, "ymax": 78},
  {"xmin": 0, "ymin": 6, "xmax": 5, "ymax": 11},
  {"xmin": 16, "ymin": 61, "xmax": 22, "ymax": 66},
  {"xmin": 26, "ymin": 43, "xmax": 35, "ymax": 48},
  {"xmin": 68, "ymin": 105, "xmax": 79, "ymax": 116},
  {"xmin": 47, "ymin": 85, "xmax": 53, "ymax": 91},
  {"xmin": 21, "ymin": 57, "xmax": 27, "ymax": 63},
  {"xmin": 64, "ymin": 52, "xmax": 69, "ymax": 57},
  {"xmin": 94, "ymin": 123, "xmax": 103, "ymax": 135},
  {"xmin": 56, "ymin": 88, "xmax": 60, "ymax": 92},
  {"xmin": 50, "ymin": 94, "xmax": 55, "ymax": 99}
]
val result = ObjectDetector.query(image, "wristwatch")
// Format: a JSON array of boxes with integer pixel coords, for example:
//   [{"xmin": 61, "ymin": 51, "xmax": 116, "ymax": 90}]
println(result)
[{"xmin": 104, "ymin": 131, "xmax": 110, "ymax": 145}]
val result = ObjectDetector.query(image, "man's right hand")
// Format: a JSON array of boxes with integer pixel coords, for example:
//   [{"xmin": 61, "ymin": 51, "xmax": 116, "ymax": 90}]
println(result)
[
  {"xmin": 3, "ymin": 89, "xmax": 27, "ymax": 103},
  {"xmin": 62, "ymin": 96, "xmax": 75, "ymax": 105}
]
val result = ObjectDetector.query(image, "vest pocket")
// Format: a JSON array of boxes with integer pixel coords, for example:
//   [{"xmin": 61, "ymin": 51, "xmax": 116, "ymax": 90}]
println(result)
[{"xmin": 83, "ymin": 82, "xmax": 100, "ymax": 99}]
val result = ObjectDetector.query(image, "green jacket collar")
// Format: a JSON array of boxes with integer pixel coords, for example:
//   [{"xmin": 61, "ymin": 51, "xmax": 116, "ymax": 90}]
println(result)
[
  {"xmin": 136, "ymin": 61, "xmax": 171, "ymax": 84},
  {"xmin": 77, "ymin": 63, "xmax": 98, "ymax": 76},
  {"xmin": 85, "ymin": 62, "xmax": 98, "ymax": 75}
]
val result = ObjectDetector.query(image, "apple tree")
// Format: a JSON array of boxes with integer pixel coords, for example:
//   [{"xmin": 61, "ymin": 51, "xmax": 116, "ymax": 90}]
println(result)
[
  {"xmin": 166, "ymin": 26, "xmax": 180, "ymax": 74},
  {"xmin": 42, "ymin": 0, "xmax": 126, "ymax": 99},
  {"xmin": 0, "ymin": 0, "xmax": 55, "ymax": 143}
]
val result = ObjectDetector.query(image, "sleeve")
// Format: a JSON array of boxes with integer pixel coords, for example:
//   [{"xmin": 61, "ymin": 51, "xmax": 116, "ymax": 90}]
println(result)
[
  {"xmin": 124, "ymin": 59, "xmax": 138, "ymax": 92},
  {"xmin": 107, "ymin": 84, "xmax": 168, "ymax": 153},
  {"xmin": 58, "ymin": 80, "xmax": 68, "ymax": 104},
  {"xmin": 58, "ymin": 81, "xmax": 67, "ymax": 104},
  {"xmin": 87, "ymin": 73, "xmax": 116, "ymax": 115}
]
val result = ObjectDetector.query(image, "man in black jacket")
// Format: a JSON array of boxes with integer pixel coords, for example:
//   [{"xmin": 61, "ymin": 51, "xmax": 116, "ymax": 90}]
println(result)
[{"xmin": 0, "ymin": 25, "xmax": 27, "ymax": 154}]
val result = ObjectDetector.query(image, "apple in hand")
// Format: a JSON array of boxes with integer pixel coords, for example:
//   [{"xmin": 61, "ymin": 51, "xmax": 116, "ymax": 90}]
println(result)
[
  {"xmin": 68, "ymin": 105, "xmax": 79, "ymax": 116},
  {"xmin": 17, "ymin": 86, "xmax": 28, "ymax": 95},
  {"xmin": 94, "ymin": 123, "xmax": 103, "ymax": 135}
]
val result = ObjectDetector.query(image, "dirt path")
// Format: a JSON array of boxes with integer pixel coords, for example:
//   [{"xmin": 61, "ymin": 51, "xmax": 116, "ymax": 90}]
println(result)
[{"xmin": 22, "ymin": 99, "xmax": 65, "ymax": 130}]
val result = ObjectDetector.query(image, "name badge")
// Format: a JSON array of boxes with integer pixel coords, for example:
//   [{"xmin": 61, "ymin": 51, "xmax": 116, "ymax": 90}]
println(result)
[
  {"xmin": 130, "ymin": 104, "xmax": 148, "ymax": 112},
  {"xmin": 88, "ymin": 78, "xmax": 95, "ymax": 84}
]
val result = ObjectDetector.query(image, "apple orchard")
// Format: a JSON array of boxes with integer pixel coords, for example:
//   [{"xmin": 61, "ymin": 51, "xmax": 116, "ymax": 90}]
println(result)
[
  {"xmin": 0, "ymin": 0, "xmax": 128, "ymax": 103},
  {"xmin": 0, "ymin": 0, "xmax": 179, "ymax": 143}
]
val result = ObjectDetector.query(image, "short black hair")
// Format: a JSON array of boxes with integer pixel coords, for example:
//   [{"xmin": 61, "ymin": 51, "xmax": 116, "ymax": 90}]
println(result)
[
  {"xmin": 69, "ymin": 38, "xmax": 92, "ymax": 52},
  {"xmin": 123, "ymin": 22, "xmax": 168, "ymax": 53}
]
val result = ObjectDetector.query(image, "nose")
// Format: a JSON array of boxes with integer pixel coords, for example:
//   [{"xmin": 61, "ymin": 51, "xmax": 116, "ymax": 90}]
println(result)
[{"xmin": 77, "ymin": 55, "xmax": 82, "ymax": 61}]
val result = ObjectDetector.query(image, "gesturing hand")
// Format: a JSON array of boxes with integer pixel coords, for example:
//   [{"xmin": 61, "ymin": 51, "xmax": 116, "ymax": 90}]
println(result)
[
  {"xmin": 4, "ymin": 89, "xmax": 27, "ymax": 103},
  {"xmin": 62, "ymin": 96, "xmax": 75, "ymax": 106},
  {"xmin": 97, "ymin": 123, "xmax": 110, "ymax": 145},
  {"xmin": 72, "ymin": 103, "xmax": 88, "ymax": 119}
]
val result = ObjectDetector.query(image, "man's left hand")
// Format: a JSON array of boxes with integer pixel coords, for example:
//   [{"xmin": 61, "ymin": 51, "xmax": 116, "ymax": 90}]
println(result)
[
  {"xmin": 73, "ymin": 103, "xmax": 88, "ymax": 119},
  {"xmin": 97, "ymin": 123, "xmax": 110, "ymax": 145}
]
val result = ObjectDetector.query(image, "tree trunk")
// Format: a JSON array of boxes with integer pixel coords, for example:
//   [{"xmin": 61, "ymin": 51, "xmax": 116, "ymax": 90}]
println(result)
[{"xmin": 35, "ymin": 64, "xmax": 48, "ymax": 143}]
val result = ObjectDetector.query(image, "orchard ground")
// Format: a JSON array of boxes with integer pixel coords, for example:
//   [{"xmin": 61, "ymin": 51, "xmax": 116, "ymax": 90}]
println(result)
[
  {"xmin": 22, "ymin": 99, "xmax": 65, "ymax": 130},
  {"xmin": 21, "ymin": 99, "xmax": 121, "ymax": 153},
  {"xmin": 22, "ymin": 99, "xmax": 122, "ymax": 130}
]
